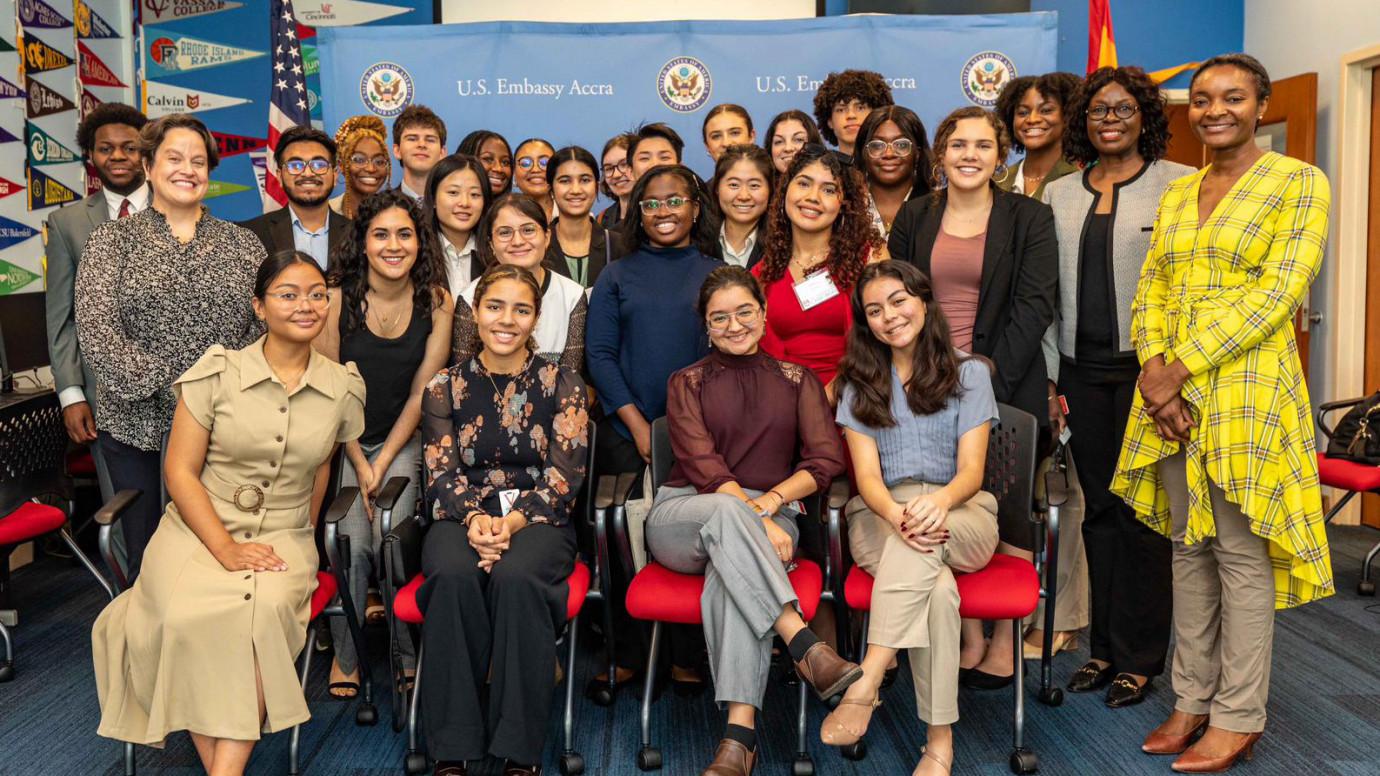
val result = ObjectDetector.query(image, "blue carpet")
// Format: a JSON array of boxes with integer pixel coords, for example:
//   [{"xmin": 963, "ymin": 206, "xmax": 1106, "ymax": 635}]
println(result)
[{"xmin": 2, "ymin": 526, "xmax": 1379, "ymax": 775}]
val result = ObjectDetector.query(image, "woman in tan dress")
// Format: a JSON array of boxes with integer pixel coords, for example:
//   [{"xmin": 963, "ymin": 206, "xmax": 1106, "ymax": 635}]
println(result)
[{"xmin": 92, "ymin": 251, "xmax": 365, "ymax": 776}]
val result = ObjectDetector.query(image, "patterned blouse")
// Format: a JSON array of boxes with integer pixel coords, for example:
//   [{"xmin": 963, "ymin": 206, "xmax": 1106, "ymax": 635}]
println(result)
[
  {"xmin": 75, "ymin": 207, "xmax": 266, "ymax": 451},
  {"xmin": 1112, "ymin": 152, "xmax": 1332, "ymax": 608},
  {"xmin": 422, "ymin": 354, "xmax": 590, "ymax": 530}
]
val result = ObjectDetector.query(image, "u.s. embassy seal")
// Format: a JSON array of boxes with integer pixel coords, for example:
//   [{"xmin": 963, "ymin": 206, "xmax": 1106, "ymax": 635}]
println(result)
[
  {"xmin": 360, "ymin": 62, "xmax": 414, "ymax": 118},
  {"xmin": 961, "ymin": 51, "xmax": 1016, "ymax": 107},
  {"xmin": 658, "ymin": 56, "xmax": 712, "ymax": 113}
]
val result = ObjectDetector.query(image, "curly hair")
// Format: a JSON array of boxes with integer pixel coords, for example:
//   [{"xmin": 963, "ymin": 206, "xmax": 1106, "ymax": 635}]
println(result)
[
  {"xmin": 334, "ymin": 115, "xmax": 391, "ymax": 195},
  {"xmin": 619, "ymin": 164, "xmax": 719, "ymax": 257},
  {"xmin": 995, "ymin": 72, "xmax": 1081, "ymax": 153},
  {"xmin": 929, "ymin": 107, "xmax": 1012, "ymax": 190},
  {"xmin": 756, "ymin": 144, "xmax": 882, "ymax": 290},
  {"xmin": 853, "ymin": 105, "xmax": 933, "ymax": 197},
  {"xmin": 1064, "ymin": 66, "xmax": 1172, "ymax": 165},
  {"xmin": 331, "ymin": 189, "xmax": 444, "ymax": 336},
  {"xmin": 812, "ymin": 70, "xmax": 895, "ymax": 146},
  {"xmin": 76, "ymin": 102, "xmax": 147, "ymax": 157}
]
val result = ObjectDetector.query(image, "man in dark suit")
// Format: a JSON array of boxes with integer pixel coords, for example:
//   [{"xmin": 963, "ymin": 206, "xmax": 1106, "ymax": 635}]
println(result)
[
  {"xmin": 242, "ymin": 126, "xmax": 350, "ymax": 272},
  {"xmin": 45, "ymin": 103, "xmax": 149, "ymax": 445}
]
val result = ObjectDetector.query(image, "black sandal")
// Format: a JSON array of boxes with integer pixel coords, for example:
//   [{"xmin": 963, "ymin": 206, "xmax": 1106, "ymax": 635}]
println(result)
[{"xmin": 328, "ymin": 681, "xmax": 359, "ymax": 699}]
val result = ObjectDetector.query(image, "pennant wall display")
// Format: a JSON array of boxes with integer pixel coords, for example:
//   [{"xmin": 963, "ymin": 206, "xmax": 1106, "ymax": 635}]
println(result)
[
  {"xmin": 27, "ymin": 166, "xmax": 80, "ymax": 209},
  {"xmin": 293, "ymin": 0, "xmax": 406, "ymax": 27},
  {"xmin": 204, "ymin": 179, "xmax": 252, "ymax": 199},
  {"xmin": 79, "ymin": 89, "xmax": 102, "ymax": 119},
  {"xmin": 249, "ymin": 150, "xmax": 270, "ymax": 209},
  {"xmin": 75, "ymin": 0, "xmax": 119, "ymax": 39},
  {"xmin": 78, "ymin": 41, "xmax": 128, "ymax": 87},
  {"xmin": 141, "ymin": 0, "xmax": 243, "ymax": 24},
  {"xmin": 18, "ymin": 0, "xmax": 73, "ymax": 29},
  {"xmin": 0, "ymin": 258, "xmax": 42, "ymax": 294},
  {"xmin": 20, "ymin": 34, "xmax": 74, "ymax": 74},
  {"xmin": 86, "ymin": 163, "xmax": 103, "ymax": 196},
  {"xmin": 0, "ymin": 176, "xmax": 25, "ymax": 200},
  {"xmin": 0, "ymin": 37, "xmax": 15, "ymax": 53},
  {"xmin": 0, "ymin": 126, "xmax": 19, "ymax": 144},
  {"xmin": 25, "ymin": 122, "xmax": 79, "ymax": 165},
  {"xmin": 146, "ymin": 32, "xmax": 265, "ymax": 77},
  {"xmin": 212, "ymin": 130, "xmax": 268, "ymax": 157},
  {"xmin": 26, "ymin": 75, "xmax": 76, "ymax": 118},
  {"xmin": 0, "ymin": 215, "xmax": 40, "ymax": 250},
  {"xmin": 0, "ymin": 76, "xmax": 23, "ymax": 99},
  {"xmin": 144, "ymin": 80, "xmax": 251, "ymax": 117}
]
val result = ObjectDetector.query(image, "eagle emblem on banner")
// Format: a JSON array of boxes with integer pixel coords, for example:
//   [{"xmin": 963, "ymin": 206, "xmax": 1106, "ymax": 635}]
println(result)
[
  {"xmin": 658, "ymin": 56, "xmax": 711, "ymax": 113},
  {"xmin": 961, "ymin": 51, "xmax": 1017, "ymax": 107},
  {"xmin": 359, "ymin": 61, "xmax": 413, "ymax": 117}
]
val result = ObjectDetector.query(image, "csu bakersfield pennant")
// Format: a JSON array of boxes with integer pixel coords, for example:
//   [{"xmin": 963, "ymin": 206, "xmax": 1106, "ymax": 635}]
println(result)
[
  {"xmin": 25, "ymin": 122, "xmax": 79, "ymax": 165},
  {"xmin": 28, "ymin": 166, "xmax": 80, "ymax": 209},
  {"xmin": 147, "ymin": 32, "xmax": 265, "ymax": 77},
  {"xmin": 0, "ymin": 215, "xmax": 38, "ymax": 249}
]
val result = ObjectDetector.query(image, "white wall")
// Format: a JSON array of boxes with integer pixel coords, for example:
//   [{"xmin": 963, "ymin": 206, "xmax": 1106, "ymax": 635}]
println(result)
[
  {"xmin": 441, "ymin": 0, "xmax": 815, "ymax": 23},
  {"xmin": 1244, "ymin": 1, "xmax": 1380, "ymax": 403}
]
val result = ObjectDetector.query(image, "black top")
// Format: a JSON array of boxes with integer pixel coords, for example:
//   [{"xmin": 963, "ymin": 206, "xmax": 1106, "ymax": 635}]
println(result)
[
  {"xmin": 544, "ymin": 216, "xmax": 621, "ymax": 288},
  {"xmin": 1075, "ymin": 214, "xmax": 1114, "ymax": 359},
  {"xmin": 340, "ymin": 302, "xmax": 431, "ymax": 445}
]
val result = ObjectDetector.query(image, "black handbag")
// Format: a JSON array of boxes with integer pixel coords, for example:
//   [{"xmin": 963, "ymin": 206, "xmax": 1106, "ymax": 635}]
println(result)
[{"xmin": 1326, "ymin": 393, "xmax": 1380, "ymax": 465}]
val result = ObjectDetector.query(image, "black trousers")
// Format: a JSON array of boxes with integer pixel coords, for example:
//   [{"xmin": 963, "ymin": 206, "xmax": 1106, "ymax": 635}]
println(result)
[
  {"xmin": 97, "ymin": 431, "xmax": 163, "ymax": 582},
  {"xmin": 1060, "ymin": 360, "xmax": 1172, "ymax": 677},
  {"xmin": 417, "ymin": 520, "xmax": 576, "ymax": 765}
]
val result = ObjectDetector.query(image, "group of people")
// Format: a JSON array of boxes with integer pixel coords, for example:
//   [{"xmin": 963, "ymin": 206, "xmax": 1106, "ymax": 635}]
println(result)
[{"xmin": 43, "ymin": 55, "xmax": 1334, "ymax": 776}]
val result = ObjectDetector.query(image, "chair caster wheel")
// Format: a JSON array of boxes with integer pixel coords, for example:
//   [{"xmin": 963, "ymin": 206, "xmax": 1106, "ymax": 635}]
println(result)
[
  {"xmin": 1009, "ymin": 748, "xmax": 1039, "ymax": 773},
  {"xmin": 560, "ymin": 752, "xmax": 585, "ymax": 775},
  {"xmin": 1038, "ymin": 687, "xmax": 1064, "ymax": 706},
  {"xmin": 585, "ymin": 681, "xmax": 616, "ymax": 707},
  {"xmin": 636, "ymin": 746, "xmax": 662, "ymax": 771},
  {"xmin": 841, "ymin": 741, "xmax": 867, "ymax": 761},
  {"xmin": 792, "ymin": 755, "xmax": 814, "ymax": 776},
  {"xmin": 1359, "ymin": 580, "xmax": 1376, "ymax": 596},
  {"xmin": 0, "ymin": 661, "xmax": 13, "ymax": 683},
  {"xmin": 404, "ymin": 752, "xmax": 428, "ymax": 774},
  {"xmin": 355, "ymin": 703, "xmax": 378, "ymax": 726}
]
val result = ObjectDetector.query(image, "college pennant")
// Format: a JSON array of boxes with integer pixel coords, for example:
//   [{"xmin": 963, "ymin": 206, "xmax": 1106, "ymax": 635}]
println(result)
[
  {"xmin": 293, "ymin": 0, "xmax": 407, "ymax": 27},
  {"xmin": 0, "ymin": 76, "xmax": 23, "ymax": 99},
  {"xmin": 141, "ymin": 0, "xmax": 243, "ymax": 24},
  {"xmin": 0, "ymin": 258, "xmax": 42, "ymax": 294},
  {"xmin": 146, "ymin": 32, "xmax": 265, "ymax": 77},
  {"xmin": 204, "ymin": 180, "xmax": 252, "ymax": 200},
  {"xmin": 75, "ymin": 0, "xmax": 120, "ymax": 39},
  {"xmin": 0, "ymin": 37, "xmax": 15, "ymax": 53},
  {"xmin": 25, "ymin": 122, "xmax": 80, "ymax": 165},
  {"xmin": 18, "ymin": 0, "xmax": 74, "ymax": 29},
  {"xmin": 212, "ymin": 131, "xmax": 269, "ymax": 158},
  {"xmin": 0, "ymin": 175, "xmax": 25, "ymax": 199},
  {"xmin": 27, "ymin": 166, "xmax": 81, "ymax": 209},
  {"xmin": 0, "ymin": 126, "xmax": 20, "ymax": 144},
  {"xmin": 19, "ymin": 34, "xmax": 74, "ymax": 74},
  {"xmin": 78, "ymin": 41, "xmax": 127, "ymax": 87},
  {"xmin": 143, "ymin": 80, "xmax": 251, "ymax": 117},
  {"xmin": 26, "ymin": 75, "xmax": 76, "ymax": 119},
  {"xmin": 79, "ymin": 89, "xmax": 102, "ymax": 119},
  {"xmin": 0, "ymin": 215, "xmax": 40, "ymax": 249}
]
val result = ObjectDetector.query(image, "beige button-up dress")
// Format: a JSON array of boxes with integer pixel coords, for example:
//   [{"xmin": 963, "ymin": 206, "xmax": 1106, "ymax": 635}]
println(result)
[{"xmin": 92, "ymin": 338, "xmax": 365, "ymax": 745}]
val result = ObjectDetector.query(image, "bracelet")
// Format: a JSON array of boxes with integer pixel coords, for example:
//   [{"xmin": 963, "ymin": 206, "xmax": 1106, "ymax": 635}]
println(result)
[{"xmin": 768, "ymin": 489, "xmax": 786, "ymax": 504}]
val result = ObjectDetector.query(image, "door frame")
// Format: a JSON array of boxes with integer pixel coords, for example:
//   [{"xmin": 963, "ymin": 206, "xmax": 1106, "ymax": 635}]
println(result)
[{"xmin": 1331, "ymin": 44, "xmax": 1380, "ymax": 525}]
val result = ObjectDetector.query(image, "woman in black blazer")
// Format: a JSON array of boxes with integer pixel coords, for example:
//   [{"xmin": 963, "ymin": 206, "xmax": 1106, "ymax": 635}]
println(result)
[
  {"xmin": 545, "ymin": 145, "xmax": 620, "ymax": 289},
  {"xmin": 887, "ymin": 106, "xmax": 1057, "ymax": 690}
]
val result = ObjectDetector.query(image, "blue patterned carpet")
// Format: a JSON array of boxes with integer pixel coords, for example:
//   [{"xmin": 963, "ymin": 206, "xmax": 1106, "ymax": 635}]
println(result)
[{"xmin": 2, "ymin": 526, "xmax": 1379, "ymax": 775}]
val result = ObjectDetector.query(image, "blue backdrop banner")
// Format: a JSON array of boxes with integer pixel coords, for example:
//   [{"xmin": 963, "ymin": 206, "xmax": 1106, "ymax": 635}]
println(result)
[{"xmin": 317, "ymin": 13, "xmax": 1058, "ymax": 184}]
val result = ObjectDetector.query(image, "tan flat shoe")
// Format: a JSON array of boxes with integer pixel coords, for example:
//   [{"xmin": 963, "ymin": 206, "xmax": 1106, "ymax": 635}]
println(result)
[
  {"xmin": 820, "ymin": 694, "xmax": 881, "ymax": 746},
  {"xmin": 1022, "ymin": 630, "xmax": 1079, "ymax": 661}
]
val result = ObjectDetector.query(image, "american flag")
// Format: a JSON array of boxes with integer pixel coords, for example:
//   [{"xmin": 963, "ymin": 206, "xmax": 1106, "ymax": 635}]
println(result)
[{"xmin": 263, "ymin": 0, "xmax": 310, "ymax": 211}]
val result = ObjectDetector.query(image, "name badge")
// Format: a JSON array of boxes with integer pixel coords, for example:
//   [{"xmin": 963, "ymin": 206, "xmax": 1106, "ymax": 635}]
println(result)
[
  {"xmin": 498, "ymin": 489, "xmax": 520, "ymax": 515},
  {"xmin": 792, "ymin": 270, "xmax": 840, "ymax": 311}
]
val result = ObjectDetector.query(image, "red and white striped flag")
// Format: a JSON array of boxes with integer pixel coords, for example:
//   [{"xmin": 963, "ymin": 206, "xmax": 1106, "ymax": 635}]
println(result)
[{"xmin": 262, "ymin": 0, "xmax": 311, "ymax": 212}]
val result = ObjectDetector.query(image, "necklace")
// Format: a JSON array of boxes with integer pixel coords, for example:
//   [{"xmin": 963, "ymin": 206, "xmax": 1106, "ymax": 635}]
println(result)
[
  {"xmin": 367, "ymin": 294, "xmax": 407, "ymax": 336},
  {"xmin": 479, "ymin": 352, "xmax": 526, "ymax": 420},
  {"xmin": 790, "ymin": 251, "xmax": 827, "ymax": 275}
]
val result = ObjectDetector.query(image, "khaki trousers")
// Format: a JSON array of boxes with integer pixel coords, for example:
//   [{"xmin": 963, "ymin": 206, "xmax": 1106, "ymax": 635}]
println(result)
[
  {"xmin": 1158, "ymin": 452, "xmax": 1274, "ymax": 733},
  {"xmin": 847, "ymin": 481, "xmax": 999, "ymax": 725},
  {"xmin": 1028, "ymin": 454, "xmax": 1090, "ymax": 632}
]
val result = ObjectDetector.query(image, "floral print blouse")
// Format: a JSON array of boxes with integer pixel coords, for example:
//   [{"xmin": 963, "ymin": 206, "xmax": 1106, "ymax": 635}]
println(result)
[{"xmin": 422, "ymin": 354, "xmax": 590, "ymax": 530}]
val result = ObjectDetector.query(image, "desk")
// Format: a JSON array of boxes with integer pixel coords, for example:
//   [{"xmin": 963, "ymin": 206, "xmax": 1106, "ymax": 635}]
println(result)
[{"xmin": 0, "ymin": 388, "xmax": 62, "ymax": 627}]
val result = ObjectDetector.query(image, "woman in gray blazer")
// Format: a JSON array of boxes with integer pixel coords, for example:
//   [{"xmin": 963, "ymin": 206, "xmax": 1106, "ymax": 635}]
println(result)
[{"xmin": 1042, "ymin": 66, "xmax": 1194, "ymax": 708}]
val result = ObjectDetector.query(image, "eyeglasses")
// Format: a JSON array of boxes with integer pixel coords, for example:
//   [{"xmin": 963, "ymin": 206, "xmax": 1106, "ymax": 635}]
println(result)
[
  {"xmin": 516, "ymin": 155, "xmax": 551, "ymax": 170},
  {"xmin": 283, "ymin": 158, "xmax": 332, "ymax": 175},
  {"xmin": 266, "ymin": 291, "xmax": 329, "ymax": 305},
  {"xmin": 349, "ymin": 154, "xmax": 389, "ymax": 168},
  {"xmin": 638, "ymin": 196, "xmax": 689, "ymax": 214},
  {"xmin": 863, "ymin": 138, "xmax": 915, "ymax": 158},
  {"xmin": 602, "ymin": 160, "xmax": 631, "ymax": 176},
  {"xmin": 1088, "ymin": 104, "xmax": 1141, "ymax": 121},
  {"xmin": 493, "ymin": 223, "xmax": 542, "ymax": 242},
  {"xmin": 707, "ymin": 306, "xmax": 762, "ymax": 331}
]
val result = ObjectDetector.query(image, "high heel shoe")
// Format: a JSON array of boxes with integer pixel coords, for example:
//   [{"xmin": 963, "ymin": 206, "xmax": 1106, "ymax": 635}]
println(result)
[
  {"xmin": 912, "ymin": 747, "xmax": 952, "ymax": 775},
  {"xmin": 1171, "ymin": 730, "xmax": 1261, "ymax": 773},
  {"xmin": 820, "ymin": 694, "xmax": 882, "ymax": 746},
  {"xmin": 1143, "ymin": 712, "xmax": 1209, "ymax": 755},
  {"xmin": 1021, "ymin": 630, "xmax": 1079, "ymax": 661}
]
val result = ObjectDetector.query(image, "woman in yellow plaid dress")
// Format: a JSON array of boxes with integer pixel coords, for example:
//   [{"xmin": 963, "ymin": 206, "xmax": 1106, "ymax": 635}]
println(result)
[{"xmin": 1111, "ymin": 55, "xmax": 1333, "ymax": 774}]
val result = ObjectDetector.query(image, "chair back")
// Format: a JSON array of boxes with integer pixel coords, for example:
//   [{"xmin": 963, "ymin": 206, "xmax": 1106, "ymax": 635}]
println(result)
[
  {"xmin": 649, "ymin": 417, "xmax": 673, "ymax": 492},
  {"xmin": 982, "ymin": 403, "xmax": 1039, "ymax": 539},
  {"xmin": 0, "ymin": 392, "xmax": 71, "ymax": 518}
]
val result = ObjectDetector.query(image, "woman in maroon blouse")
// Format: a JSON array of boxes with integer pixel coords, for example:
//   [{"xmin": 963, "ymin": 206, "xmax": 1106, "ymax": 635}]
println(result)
[{"xmin": 645, "ymin": 266, "xmax": 855, "ymax": 775}]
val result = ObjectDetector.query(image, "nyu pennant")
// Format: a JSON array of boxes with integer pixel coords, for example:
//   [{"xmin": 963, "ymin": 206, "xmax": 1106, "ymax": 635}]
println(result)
[
  {"xmin": 78, "ymin": 41, "xmax": 127, "ymax": 87},
  {"xmin": 144, "ymin": 80, "xmax": 251, "ymax": 117},
  {"xmin": 18, "ymin": 0, "xmax": 73, "ymax": 29},
  {"xmin": 25, "ymin": 122, "xmax": 79, "ymax": 165},
  {"xmin": 26, "ymin": 75, "xmax": 76, "ymax": 119},
  {"xmin": 212, "ymin": 131, "xmax": 269, "ymax": 158},
  {"xmin": 142, "ymin": 0, "xmax": 243, "ymax": 24},
  {"xmin": 20, "ymin": 34, "xmax": 73, "ymax": 74},
  {"xmin": 28, "ymin": 166, "xmax": 80, "ymax": 209},
  {"xmin": 147, "ymin": 32, "xmax": 265, "ymax": 77},
  {"xmin": 0, "ymin": 76, "xmax": 23, "ymax": 100},
  {"xmin": 76, "ymin": 0, "xmax": 119, "ymax": 40}
]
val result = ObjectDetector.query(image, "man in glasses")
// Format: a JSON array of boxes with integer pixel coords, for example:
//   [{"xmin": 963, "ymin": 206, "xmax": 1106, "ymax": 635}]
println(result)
[{"xmin": 242, "ymin": 125, "xmax": 351, "ymax": 271}]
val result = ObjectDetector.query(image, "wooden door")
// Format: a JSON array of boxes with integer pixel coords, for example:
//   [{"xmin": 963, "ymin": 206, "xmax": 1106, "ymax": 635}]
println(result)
[
  {"xmin": 1162, "ymin": 73, "xmax": 1319, "ymax": 369},
  {"xmin": 1364, "ymin": 68, "xmax": 1380, "ymax": 528}
]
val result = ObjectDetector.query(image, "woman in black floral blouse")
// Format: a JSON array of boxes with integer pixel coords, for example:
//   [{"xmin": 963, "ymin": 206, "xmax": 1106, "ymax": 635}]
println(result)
[{"xmin": 417, "ymin": 264, "xmax": 590, "ymax": 776}]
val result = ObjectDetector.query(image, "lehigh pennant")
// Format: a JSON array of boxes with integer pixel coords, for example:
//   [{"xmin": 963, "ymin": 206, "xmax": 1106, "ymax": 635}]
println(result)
[{"xmin": 26, "ymin": 75, "xmax": 76, "ymax": 119}]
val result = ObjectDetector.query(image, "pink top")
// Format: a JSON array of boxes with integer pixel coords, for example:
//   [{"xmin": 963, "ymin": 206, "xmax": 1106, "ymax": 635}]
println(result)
[{"xmin": 929, "ymin": 228, "xmax": 986, "ymax": 351}]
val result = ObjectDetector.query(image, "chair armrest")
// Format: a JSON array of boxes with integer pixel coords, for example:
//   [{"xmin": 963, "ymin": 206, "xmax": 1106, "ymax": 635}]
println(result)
[
  {"xmin": 612, "ymin": 471, "xmax": 639, "ymax": 507},
  {"xmin": 374, "ymin": 476, "xmax": 410, "ymax": 511},
  {"xmin": 593, "ymin": 474, "xmax": 618, "ymax": 512},
  {"xmin": 382, "ymin": 512, "xmax": 426, "ymax": 586},
  {"xmin": 94, "ymin": 489, "xmax": 141, "ymax": 526},
  {"xmin": 828, "ymin": 478, "xmax": 850, "ymax": 511},
  {"xmin": 1318, "ymin": 397, "xmax": 1367, "ymax": 440},
  {"xmin": 323, "ymin": 486, "xmax": 360, "ymax": 524}
]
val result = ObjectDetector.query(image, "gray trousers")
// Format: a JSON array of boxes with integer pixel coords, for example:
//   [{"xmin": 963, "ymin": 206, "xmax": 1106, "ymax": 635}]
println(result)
[
  {"xmin": 332, "ymin": 435, "xmax": 419, "ymax": 674},
  {"xmin": 645, "ymin": 485, "xmax": 801, "ymax": 708},
  {"xmin": 1158, "ymin": 452, "xmax": 1274, "ymax": 732}
]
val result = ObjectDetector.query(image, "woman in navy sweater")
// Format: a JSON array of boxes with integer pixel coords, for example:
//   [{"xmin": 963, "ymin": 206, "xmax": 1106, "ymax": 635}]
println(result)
[{"xmin": 585, "ymin": 163, "xmax": 723, "ymax": 695}]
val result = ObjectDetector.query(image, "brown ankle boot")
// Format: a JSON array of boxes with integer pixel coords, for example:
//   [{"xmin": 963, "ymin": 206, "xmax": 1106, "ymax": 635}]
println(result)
[
  {"xmin": 794, "ymin": 642, "xmax": 864, "ymax": 701},
  {"xmin": 702, "ymin": 739, "xmax": 755, "ymax": 775}
]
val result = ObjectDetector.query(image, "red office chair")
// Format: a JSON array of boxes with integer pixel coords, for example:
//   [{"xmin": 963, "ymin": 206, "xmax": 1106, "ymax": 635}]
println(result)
[
  {"xmin": 0, "ymin": 394, "xmax": 113, "ymax": 683},
  {"xmin": 1317, "ymin": 398, "xmax": 1380, "ymax": 595},
  {"xmin": 380, "ymin": 424, "xmax": 600, "ymax": 776},
  {"xmin": 835, "ymin": 403, "xmax": 1058, "ymax": 774},
  {"xmin": 610, "ymin": 416, "xmax": 828, "ymax": 776}
]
